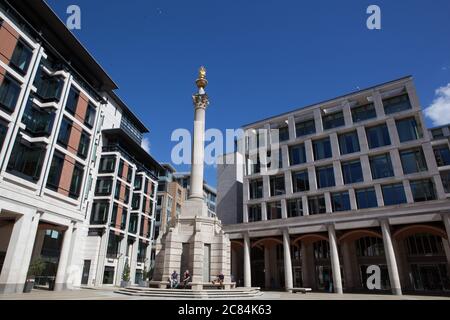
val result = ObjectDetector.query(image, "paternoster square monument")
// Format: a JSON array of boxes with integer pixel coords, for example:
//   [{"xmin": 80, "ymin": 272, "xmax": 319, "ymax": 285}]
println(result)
[{"xmin": 152, "ymin": 67, "xmax": 232, "ymax": 290}]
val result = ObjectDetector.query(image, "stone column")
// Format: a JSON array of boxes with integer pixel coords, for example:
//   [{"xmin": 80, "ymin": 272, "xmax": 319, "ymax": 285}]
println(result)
[
  {"xmin": 264, "ymin": 245, "xmax": 271, "ymax": 289},
  {"xmin": 328, "ymin": 225, "xmax": 343, "ymax": 294},
  {"xmin": 55, "ymin": 222, "xmax": 74, "ymax": 291},
  {"xmin": 380, "ymin": 220, "xmax": 402, "ymax": 295},
  {"xmin": 94, "ymin": 230, "xmax": 109, "ymax": 286},
  {"xmin": 283, "ymin": 230, "xmax": 293, "ymax": 291},
  {"xmin": 243, "ymin": 233, "xmax": 252, "ymax": 288}
]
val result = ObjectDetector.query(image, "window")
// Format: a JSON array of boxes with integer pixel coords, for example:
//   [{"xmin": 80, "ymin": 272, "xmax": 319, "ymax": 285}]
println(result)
[
  {"xmin": 267, "ymin": 150, "xmax": 282, "ymax": 170},
  {"xmin": 441, "ymin": 171, "xmax": 450, "ymax": 193},
  {"xmin": 247, "ymin": 155, "xmax": 261, "ymax": 175},
  {"xmin": 85, "ymin": 104, "xmax": 96, "ymax": 128},
  {"xmin": 332, "ymin": 191, "xmax": 351, "ymax": 212},
  {"xmin": 99, "ymin": 156, "xmax": 116, "ymax": 173},
  {"xmin": 69, "ymin": 163, "xmax": 84, "ymax": 199},
  {"xmin": 115, "ymin": 181, "xmax": 121, "ymax": 200},
  {"xmin": 118, "ymin": 160, "xmax": 124, "ymax": 178},
  {"xmin": 339, "ymin": 131, "xmax": 360, "ymax": 155},
  {"xmin": 128, "ymin": 214, "xmax": 139, "ymax": 234},
  {"xmin": 21, "ymin": 98, "xmax": 55, "ymax": 137},
  {"xmin": 106, "ymin": 231, "xmax": 121, "ymax": 258},
  {"xmin": 292, "ymin": 170, "xmax": 309, "ymax": 193},
  {"xmin": 431, "ymin": 128, "xmax": 444, "ymax": 139},
  {"xmin": 396, "ymin": 117, "xmax": 421, "ymax": 142},
  {"xmin": 406, "ymin": 234, "xmax": 445, "ymax": 256},
  {"xmin": 352, "ymin": 103, "xmax": 376, "ymax": 123},
  {"xmin": 410, "ymin": 180, "xmax": 436, "ymax": 202},
  {"xmin": 308, "ymin": 195, "xmax": 326, "ymax": 215},
  {"xmin": 356, "ymin": 188, "xmax": 378, "ymax": 209},
  {"xmin": 0, "ymin": 119, "xmax": 7, "ymax": 150},
  {"xmin": 316, "ymin": 165, "xmax": 335, "ymax": 189},
  {"xmin": 433, "ymin": 145, "xmax": 450, "ymax": 167},
  {"xmin": 370, "ymin": 154, "xmax": 394, "ymax": 180},
  {"xmin": 322, "ymin": 111, "xmax": 345, "ymax": 130},
  {"xmin": 46, "ymin": 152, "xmax": 65, "ymax": 190},
  {"xmin": 382, "ymin": 184, "xmax": 407, "ymax": 206},
  {"xmin": 366, "ymin": 124, "xmax": 391, "ymax": 149},
  {"xmin": 287, "ymin": 199, "xmax": 303, "ymax": 218},
  {"xmin": 33, "ymin": 67, "xmax": 63, "ymax": 102},
  {"xmin": 249, "ymin": 179, "xmax": 263, "ymax": 199},
  {"xmin": 267, "ymin": 201, "xmax": 282, "ymax": 220},
  {"xmin": 77, "ymin": 131, "xmax": 90, "ymax": 159},
  {"xmin": 127, "ymin": 166, "xmax": 133, "ymax": 183},
  {"xmin": 400, "ymin": 148, "xmax": 427, "ymax": 174},
  {"xmin": 65, "ymin": 88, "xmax": 79, "ymax": 115},
  {"xmin": 313, "ymin": 138, "xmax": 332, "ymax": 160},
  {"xmin": 90, "ymin": 201, "xmax": 109, "ymax": 224},
  {"xmin": 356, "ymin": 237, "xmax": 384, "ymax": 257},
  {"xmin": 134, "ymin": 175, "xmax": 142, "ymax": 190},
  {"xmin": 275, "ymin": 126, "xmax": 289, "ymax": 142},
  {"xmin": 383, "ymin": 94, "xmax": 412, "ymax": 115},
  {"xmin": 10, "ymin": 40, "xmax": 33, "ymax": 74},
  {"xmin": 131, "ymin": 194, "xmax": 140, "ymax": 210},
  {"xmin": 95, "ymin": 177, "xmax": 113, "ymax": 195},
  {"xmin": 270, "ymin": 175, "xmax": 285, "ymax": 196},
  {"xmin": 296, "ymin": 119, "xmax": 316, "ymax": 137},
  {"xmin": 124, "ymin": 187, "xmax": 130, "ymax": 204},
  {"xmin": 342, "ymin": 160, "xmax": 363, "ymax": 184},
  {"xmin": 57, "ymin": 117, "xmax": 72, "ymax": 147},
  {"xmin": 7, "ymin": 137, "xmax": 46, "ymax": 181},
  {"xmin": 0, "ymin": 74, "xmax": 21, "ymax": 113},
  {"xmin": 248, "ymin": 204, "xmax": 261, "ymax": 222},
  {"xmin": 289, "ymin": 144, "xmax": 306, "ymax": 166}
]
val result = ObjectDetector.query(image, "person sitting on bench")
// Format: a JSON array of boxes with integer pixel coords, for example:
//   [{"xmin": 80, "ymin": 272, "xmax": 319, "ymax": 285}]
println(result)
[
  {"xmin": 212, "ymin": 271, "xmax": 225, "ymax": 289},
  {"xmin": 169, "ymin": 270, "xmax": 179, "ymax": 289},
  {"xmin": 181, "ymin": 269, "xmax": 191, "ymax": 289}
]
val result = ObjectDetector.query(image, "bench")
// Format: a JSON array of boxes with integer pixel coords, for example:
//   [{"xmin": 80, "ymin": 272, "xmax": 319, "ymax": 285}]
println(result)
[{"xmin": 289, "ymin": 287, "xmax": 312, "ymax": 294}]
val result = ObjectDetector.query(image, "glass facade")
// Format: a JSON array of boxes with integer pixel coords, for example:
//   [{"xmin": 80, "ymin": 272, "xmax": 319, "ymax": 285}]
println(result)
[
  {"xmin": 370, "ymin": 154, "xmax": 394, "ymax": 180},
  {"xmin": 410, "ymin": 179, "xmax": 436, "ymax": 202},
  {"xmin": 90, "ymin": 201, "xmax": 109, "ymax": 224},
  {"xmin": 21, "ymin": 98, "xmax": 55, "ymax": 137},
  {"xmin": 339, "ymin": 131, "xmax": 360, "ymax": 155},
  {"xmin": 342, "ymin": 160, "xmax": 364, "ymax": 184},
  {"xmin": 366, "ymin": 124, "xmax": 391, "ymax": 149},
  {"xmin": 292, "ymin": 170, "xmax": 309, "ymax": 193},
  {"xmin": 396, "ymin": 117, "xmax": 421, "ymax": 142},
  {"xmin": 383, "ymin": 94, "xmax": 412, "ymax": 115},
  {"xmin": 296, "ymin": 119, "xmax": 315, "ymax": 137},
  {"xmin": 0, "ymin": 74, "xmax": 21, "ymax": 113},
  {"xmin": 46, "ymin": 152, "xmax": 64, "ymax": 190},
  {"xmin": 400, "ymin": 148, "xmax": 427, "ymax": 174},
  {"xmin": 433, "ymin": 145, "xmax": 450, "ymax": 167},
  {"xmin": 356, "ymin": 188, "xmax": 378, "ymax": 209},
  {"xmin": 316, "ymin": 165, "xmax": 335, "ymax": 189},
  {"xmin": 351, "ymin": 103, "xmax": 376, "ymax": 123},
  {"xmin": 7, "ymin": 136, "xmax": 46, "ymax": 181},
  {"xmin": 331, "ymin": 191, "xmax": 351, "ymax": 212},
  {"xmin": 313, "ymin": 138, "xmax": 332, "ymax": 160},
  {"xmin": 10, "ymin": 39, "xmax": 33, "ymax": 74},
  {"xmin": 322, "ymin": 111, "xmax": 345, "ymax": 130},
  {"xmin": 382, "ymin": 183, "xmax": 407, "ymax": 206},
  {"xmin": 289, "ymin": 144, "xmax": 306, "ymax": 166}
]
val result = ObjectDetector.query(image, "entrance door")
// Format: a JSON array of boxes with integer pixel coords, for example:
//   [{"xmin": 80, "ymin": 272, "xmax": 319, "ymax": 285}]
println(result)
[{"xmin": 81, "ymin": 260, "xmax": 91, "ymax": 285}]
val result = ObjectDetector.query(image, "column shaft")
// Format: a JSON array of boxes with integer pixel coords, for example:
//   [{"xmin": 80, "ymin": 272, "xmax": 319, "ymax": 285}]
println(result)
[
  {"xmin": 243, "ymin": 233, "xmax": 252, "ymax": 288},
  {"xmin": 328, "ymin": 225, "xmax": 343, "ymax": 294},
  {"xmin": 55, "ymin": 223, "xmax": 74, "ymax": 291},
  {"xmin": 283, "ymin": 230, "xmax": 293, "ymax": 291},
  {"xmin": 380, "ymin": 220, "xmax": 402, "ymax": 295}
]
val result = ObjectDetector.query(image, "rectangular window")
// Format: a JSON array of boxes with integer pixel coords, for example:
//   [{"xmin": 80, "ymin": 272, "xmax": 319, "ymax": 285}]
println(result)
[
  {"xmin": 433, "ymin": 145, "xmax": 450, "ymax": 167},
  {"xmin": 383, "ymin": 94, "xmax": 412, "ymax": 115},
  {"xmin": 382, "ymin": 184, "xmax": 407, "ymax": 206},
  {"xmin": 351, "ymin": 103, "xmax": 376, "ymax": 123},
  {"xmin": 0, "ymin": 74, "xmax": 21, "ymax": 113},
  {"xmin": 57, "ymin": 117, "xmax": 72, "ymax": 147},
  {"xmin": 128, "ymin": 213, "xmax": 139, "ymax": 234},
  {"xmin": 292, "ymin": 170, "xmax": 309, "ymax": 193},
  {"xmin": 342, "ymin": 160, "xmax": 364, "ymax": 184},
  {"xmin": 115, "ymin": 181, "xmax": 121, "ymax": 200},
  {"xmin": 0, "ymin": 119, "xmax": 7, "ymax": 151},
  {"xmin": 308, "ymin": 195, "xmax": 326, "ymax": 215},
  {"xmin": 410, "ymin": 179, "xmax": 436, "ymax": 202},
  {"xmin": 95, "ymin": 177, "xmax": 113, "ymax": 196},
  {"xmin": 296, "ymin": 119, "xmax": 316, "ymax": 137},
  {"xmin": 134, "ymin": 175, "xmax": 142, "ymax": 190},
  {"xmin": 370, "ymin": 154, "xmax": 394, "ymax": 180},
  {"xmin": 249, "ymin": 179, "xmax": 263, "ymax": 199},
  {"xmin": 267, "ymin": 201, "xmax": 282, "ymax": 220},
  {"xmin": 248, "ymin": 204, "xmax": 261, "ymax": 222},
  {"xmin": 339, "ymin": 131, "xmax": 360, "ymax": 155},
  {"xmin": 332, "ymin": 191, "xmax": 351, "ymax": 212},
  {"xmin": 287, "ymin": 199, "xmax": 303, "ymax": 218},
  {"xmin": 131, "ymin": 193, "xmax": 140, "ymax": 210},
  {"xmin": 85, "ymin": 103, "xmax": 96, "ymax": 128},
  {"xmin": 99, "ymin": 156, "xmax": 116, "ymax": 173},
  {"xmin": 21, "ymin": 98, "xmax": 55, "ymax": 137},
  {"xmin": 10, "ymin": 39, "xmax": 33, "ymax": 74},
  {"xmin": 289, "ymin": 144, "xmax": 306, "ymax": 166},
  {"xmin": 431, "ymin": 128, "xmax": 444, "ymax": 139},
  {"xmin": 270, "ymin": 175, "xmax": 285, "ymax": 196},
  {"xmin": 90, "ymin": 201, "xmax": 109, "ymax": 224},
  {"xmin": 322, "ymin": 111, "xmax": 345, "ymax": 130},
  {"xmin": 124, "ymin": 187, "xmax": 130, "ymax": 204},
  {"xmin": 275, "ymin": 126, "xmax": 289, "ymax": 142},
  {"xmin": 7, "ymin": 137, "xmax": 46, "ymax": 181},
  {"xmin": 106, "ymin": 231, "xmax": 121, "ymax": 258},
  {"xmin": 46, "ymin": 151, "xmax": 65, "ymax": 190},
  {"xmin": 396, "ymin": 117, "xmax": 422, "ymax": 142},
  {"xmin": 33, "ymin": 67, "xmax": 63, "ymax": 102},
  {"xmin": 69, "ymin": 163, "xmax": 84, "ymax": 199},
  {"xmin": 356, "ymin": 188, "xmax": 378, "ymax": 209},
  {"xmin": 440, "ymin": 171, "xmax": 450, "ymax": 193},
  {"xmin": 400, "ymin": 148, "xmax": 427, "ymax": 174},
  {"xmin": 316, "ymin": 165, "xmax": 335, "ymax": 189},
  {"xmin": 313, "ymin": 137, "xmax": 332, "ymax": 160},
  {"xmin": 127, "ymin": 166, "xmax": 133, "ymax": 183},
  {"xmin": 118, "ymin": 160, "xmax": 124, "ymax": 178},
  {"xmin": 77, "ymin": 131, "xmax": 90, "ymax": 159},
  {"xmin": 65, "ymin": 87, "xmax": 79, "ymax": 115},
  {"xmin": 366, "ymin": 124, "xmax": 391, "ymax": 149}
]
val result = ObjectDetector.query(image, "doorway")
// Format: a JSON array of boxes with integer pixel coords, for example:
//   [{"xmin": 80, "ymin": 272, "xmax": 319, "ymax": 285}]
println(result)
[{"xmin": 81, "ymin": 260, "xmax": 91, "ymax": 285}]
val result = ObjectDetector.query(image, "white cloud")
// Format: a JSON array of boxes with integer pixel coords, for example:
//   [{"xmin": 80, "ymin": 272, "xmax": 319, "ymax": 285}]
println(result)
[
  {"xmin": 141, "ymin": 137, "xmax": 151, "ymax": 153},
  {"xmin": 424, "ymin": 83, "xmax": 450, "ymax": 126}
]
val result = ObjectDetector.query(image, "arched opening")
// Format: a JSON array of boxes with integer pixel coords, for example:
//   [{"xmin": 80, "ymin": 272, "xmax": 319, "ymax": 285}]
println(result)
[{"xmin": 250, "ymin": 238, "xmax": 283, "ymax": 290}]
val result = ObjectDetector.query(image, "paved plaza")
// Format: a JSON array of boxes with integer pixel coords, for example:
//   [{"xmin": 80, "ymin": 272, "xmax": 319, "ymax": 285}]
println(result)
[{"xmin": 0, "ymin": 288, "xmax": 449, "ymax": 300}]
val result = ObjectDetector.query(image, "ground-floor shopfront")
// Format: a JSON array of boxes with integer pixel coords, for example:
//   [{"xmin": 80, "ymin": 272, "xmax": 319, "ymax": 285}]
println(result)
[{"xmin": 227, "ymin": 212, "xmax": 450, "ymax": 296}]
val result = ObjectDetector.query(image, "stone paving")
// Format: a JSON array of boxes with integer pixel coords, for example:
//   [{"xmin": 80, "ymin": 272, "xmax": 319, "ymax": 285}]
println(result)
[{"xmin": 0, "ymin": 288, "xmax": 449, "ymax": 300}]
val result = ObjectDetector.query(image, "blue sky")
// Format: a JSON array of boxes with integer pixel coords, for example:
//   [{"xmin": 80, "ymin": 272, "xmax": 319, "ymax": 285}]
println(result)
[{"xmin": 46, "ymin": 0, "xmax": 450, "ymax": 187}]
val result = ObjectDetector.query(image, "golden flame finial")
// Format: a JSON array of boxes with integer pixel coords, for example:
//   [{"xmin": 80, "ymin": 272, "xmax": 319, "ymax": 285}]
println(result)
[{"xmin": 196, "ymin": 66, "xmax": 208, "ymax": 90}]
